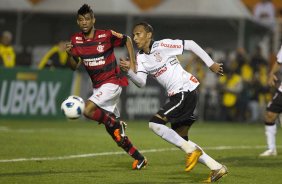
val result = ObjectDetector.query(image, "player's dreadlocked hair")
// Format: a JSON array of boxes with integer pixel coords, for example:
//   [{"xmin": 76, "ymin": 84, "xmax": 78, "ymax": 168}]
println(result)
[
  {"xmin": 134, "ymin": 22, "xmax": 154, "ymax": 37},
  {"xmin": 77, "ymin": 4, "xmax": 94, "ymax": 18}
]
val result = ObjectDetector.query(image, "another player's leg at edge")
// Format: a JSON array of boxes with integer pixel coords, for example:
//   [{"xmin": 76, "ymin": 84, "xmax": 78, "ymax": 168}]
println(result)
[{"xmin": 84, "ymin": 102, "xmax": 147, "ymax": 170}]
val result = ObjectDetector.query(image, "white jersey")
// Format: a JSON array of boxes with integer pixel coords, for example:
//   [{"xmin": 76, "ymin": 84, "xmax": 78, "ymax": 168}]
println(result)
[
  {"xmin": 136, "ymin": 39, "xmax": 200, "ymax": 96},
  {"xmin": 276, "ymin": 45, "xmax": 282, "ymax": 92}
]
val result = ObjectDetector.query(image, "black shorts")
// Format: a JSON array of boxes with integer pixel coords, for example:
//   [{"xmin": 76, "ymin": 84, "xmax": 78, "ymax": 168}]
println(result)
[
  {"xmin": 157, "ymin": 90, "xmax": 198, "ymax": 126},
  {"xmin": 267, "ymin": 91, "xmax": 282, "ymax": 113}
]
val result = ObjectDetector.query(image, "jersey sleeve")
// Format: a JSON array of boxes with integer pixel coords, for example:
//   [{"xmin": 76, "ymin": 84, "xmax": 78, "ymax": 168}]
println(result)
[
  {"xmin": 110, "ymin": 30, "xmax": 127, "ymax": 47},
  {"xmin": 135, "ymin": 54, "xmax": 148, "ymax": 84},
  {"xmin": 127, "ymin": 57, "xmax": 148, "ymax": 87},
  {"xmin": 70, "ymin": 34, "xmax": 80, "ymax": 57},
  {"xmin": 277, "ymin": 46, "xmax": 282, "ymax": 63},
  {"xmin": 157, "ymin": 39, "xmax": 184, "ymax": 56}
]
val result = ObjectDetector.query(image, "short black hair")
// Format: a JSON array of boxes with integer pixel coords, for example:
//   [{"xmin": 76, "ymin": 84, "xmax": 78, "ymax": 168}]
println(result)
[
  {"xmin": 77, "ymin": 4, "xmax": 94, "ymax": 18},
  {"xmin": 134, "ymin": 22, "xmax": 154, "ymax": 35}
]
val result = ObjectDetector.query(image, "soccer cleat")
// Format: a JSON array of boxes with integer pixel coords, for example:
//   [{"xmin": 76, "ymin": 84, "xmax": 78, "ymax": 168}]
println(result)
[
  {"xmin": 185, "ymin": 148, "xmax": 203, "ymax": 172},
  {"xmin": 259, "ymin": 149, "xmax": 277, "ymax": 157},
  {"xmin": 113, "ymin": 121, "xmax": 127, "ymax": 143},
  {"xmin": 203, "ymin": 165, "xmax": 228, "ymax": 183},
  {"xmin": 120, "ymin": 121, "xmax": 127, "ymax": 136},
  {"xmin": 132, "ymin": 157, "xmax": 148, "ymax": 170}
]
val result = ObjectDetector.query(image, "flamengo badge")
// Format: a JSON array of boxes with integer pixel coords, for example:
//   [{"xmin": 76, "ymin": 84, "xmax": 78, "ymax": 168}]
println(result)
[{"xmin": 97, "ymin": 45, "xmax": 104, "ymax": 53}]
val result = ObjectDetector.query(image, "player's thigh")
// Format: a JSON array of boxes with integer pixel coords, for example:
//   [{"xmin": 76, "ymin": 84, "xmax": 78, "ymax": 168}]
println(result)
[
  {"xmin": 88, "ymin": 83, "xmax": 122, "ymax": 113},
  {"xmin": 264, "ymin": 111, "xmax": 278, "ymax": 122}
]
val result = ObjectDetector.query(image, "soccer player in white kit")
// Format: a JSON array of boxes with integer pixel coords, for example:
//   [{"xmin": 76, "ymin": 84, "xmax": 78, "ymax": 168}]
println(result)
[
  {"xmin": 259, "ymin": 45, "xmax": 282, "ymax": 157},
  {"xmin": 120, "ymin": 22, "xmax": 228, "ymax": 182}
]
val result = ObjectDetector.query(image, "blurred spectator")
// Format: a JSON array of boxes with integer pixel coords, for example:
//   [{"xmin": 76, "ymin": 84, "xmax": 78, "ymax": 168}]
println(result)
[
  {"xmin": 253, "ymin": 0, "xmax": 276, "ymax": 31},
  {"xmin": 218, "ymin": 68, "xmax": 243, "ymax": 121},
  {"xmin": 38, "ymin": 40, "xmax": 68, "ymax": 69},
  {"xmin": 248, "ymin": 73, "xmax": 268, "ymax": 123},
  {"xmin": 0, "ymin": 31, "xmax": 16, "ymax": 68},
  {"xmin": 238, "ymin": 53, "xmax": 253, "ymax": 121},
  {"xmin": 250, "ymin": 45, "xmax": 268, "ymax": 71},
  {"xmin": 234, "ymin": 47, "xmax": 249, "ymax": 73}
]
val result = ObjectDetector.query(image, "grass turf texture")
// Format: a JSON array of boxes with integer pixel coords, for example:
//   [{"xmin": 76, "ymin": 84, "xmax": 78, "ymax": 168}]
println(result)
[{"xmin": 0, "ymin": 119, "xmax": 281, "ymax": 184}]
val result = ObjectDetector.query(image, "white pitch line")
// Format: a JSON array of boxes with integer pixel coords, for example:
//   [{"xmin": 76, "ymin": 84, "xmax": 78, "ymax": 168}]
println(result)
[{"xmin": 0, "ymin": 145, "xmax": 281, "ymax": 163}]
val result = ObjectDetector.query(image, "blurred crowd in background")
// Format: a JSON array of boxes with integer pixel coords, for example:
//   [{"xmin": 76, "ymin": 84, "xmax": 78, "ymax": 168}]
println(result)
[{"xmin": 1, "ymin": 0, "xmax": 282, "ymax": 122}]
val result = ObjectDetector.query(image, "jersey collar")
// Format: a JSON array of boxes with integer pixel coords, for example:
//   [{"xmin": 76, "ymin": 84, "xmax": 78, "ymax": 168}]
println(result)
[{"xmin": 139, "ymin": 40, "xmax": 154, "ymax": 55}]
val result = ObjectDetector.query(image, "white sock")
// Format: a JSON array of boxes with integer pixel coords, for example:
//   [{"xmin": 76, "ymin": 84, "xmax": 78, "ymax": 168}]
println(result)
[
  {"xmin": 188, "ymin": 140, "xmax": 222, "ymax": 170},
  {"xmin": 149, "ymin": 122, "xmax": 196, "ymax": 153},
  {"xmin": 265, "ymin": 124, "xmax": 277, "ymax": 151},
  {"xmin": 148, "ymin": 122, "xmax": 222, "ymax": 170}
]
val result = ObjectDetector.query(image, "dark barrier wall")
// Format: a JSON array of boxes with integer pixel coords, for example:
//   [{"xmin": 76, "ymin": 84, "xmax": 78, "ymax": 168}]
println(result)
[
  {"xmin": 120, "ymin": 78, "xmax": 167, "ymax": 120},
  {"xmin": 0, "ymin": 67, "xmax": 73, "ymax": 119}
]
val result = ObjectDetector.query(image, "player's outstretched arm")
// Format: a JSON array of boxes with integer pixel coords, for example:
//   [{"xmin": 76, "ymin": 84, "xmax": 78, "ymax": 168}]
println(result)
[
  {"xmin": 184, "ymin": 40, "xmax": 223, "ymax": 76},
  {"xmin": 125, "ymin": 36, "xmax": 137, "ymax": 72},
  {"xmin": 120, "ymin": 58, "xmax": 131, "ymax": 72},
  {"xmin": 209, "ymin": 62, "xmax": 224, "ymax": 76},
  {"xmin": 120, "ymin": 58, "xmax": 146, "ymax": 88},
  {"xmin": 66, "ymin": 42, "xmax": 81, "ymax": 71}
]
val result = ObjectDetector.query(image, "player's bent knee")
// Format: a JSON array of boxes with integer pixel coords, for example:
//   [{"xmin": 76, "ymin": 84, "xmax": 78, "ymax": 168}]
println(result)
[
  {"xmin": 148, "ymin": 122, "xmax": 155, "ymax": 130},
  {"xmin": 83, "ymin": 108, "xmax": 92, "ymax": 119},
  {"xmin": 149, "ymin": 122, "xmax": 164, "ymax": 136},
  {"xmin": 264, "ymin": 111, "xmax": 278, "ymax": 123}
]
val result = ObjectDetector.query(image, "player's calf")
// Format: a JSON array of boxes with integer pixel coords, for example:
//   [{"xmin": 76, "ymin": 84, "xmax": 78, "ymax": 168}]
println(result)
[{"xmin": 113, "ymin": 121, "xmax": 127, "ymax": 146}]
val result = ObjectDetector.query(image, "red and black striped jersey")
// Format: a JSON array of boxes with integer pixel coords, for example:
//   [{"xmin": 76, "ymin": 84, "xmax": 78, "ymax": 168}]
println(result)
[{"xmin": 70, "ymin": 29, "xmax": 128, "ymax": 88}]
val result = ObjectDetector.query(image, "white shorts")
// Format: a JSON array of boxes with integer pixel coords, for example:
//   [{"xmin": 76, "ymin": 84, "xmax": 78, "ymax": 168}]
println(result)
[{"xmin": 88, "ymin": 83, "xmax": 122, "ymax": 117}]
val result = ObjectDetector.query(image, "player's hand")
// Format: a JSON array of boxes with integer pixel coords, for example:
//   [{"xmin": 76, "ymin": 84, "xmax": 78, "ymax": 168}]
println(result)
[
  {"xmin": 119, "ymin": 58, "xmax": 131, "ymax": 72},
  {"xmin": 268, "ymin": 73, "xmax": 278, "ymax": 87},
  {"xmin": 65, "ymin": 42, "xmax": 73, "ymax": 55},
  {"xmin": 209, "ymin": 62, "xmax": 223, "ymax": 76}
]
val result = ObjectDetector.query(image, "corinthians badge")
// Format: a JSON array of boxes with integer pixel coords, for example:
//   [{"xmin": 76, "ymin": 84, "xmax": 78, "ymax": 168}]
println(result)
[{"xmin": 154, "ymin": 52, "xmax": 162, "ymax": 62}]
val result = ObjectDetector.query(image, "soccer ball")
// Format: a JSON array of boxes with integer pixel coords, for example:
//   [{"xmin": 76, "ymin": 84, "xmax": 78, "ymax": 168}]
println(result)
[{"xmin": 61, "ymin": 95, "xmax": 85, "ymax": 119}]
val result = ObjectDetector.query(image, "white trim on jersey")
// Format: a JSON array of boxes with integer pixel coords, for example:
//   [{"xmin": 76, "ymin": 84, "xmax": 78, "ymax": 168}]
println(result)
[
  {"xmin": 277, "ymin": 45, "xmax": 282, "ymax": 63},
  {"xmin": 164, "ymin": 92, "xmax": 185, "ymax": 115},
  {"xmin": 276, "ymin": 46, "xmax": 282, "ymax": 92}
]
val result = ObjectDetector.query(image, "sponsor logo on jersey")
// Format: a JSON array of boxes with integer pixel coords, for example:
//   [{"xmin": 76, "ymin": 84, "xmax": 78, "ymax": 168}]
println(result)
[
  {"xmin": 98, "ymin": 34, "xmax": 106, "ymax": 38},
  {"xmin": 153, "ymin": 66, "xmax": 167, "ymax": 77},
  {"xmin": 154, "ymin": 52, "xmax": 162, "ymax": 62},
  {"xmin": 75, "ymin": 37, "xmax": 82, "ymax": 40},
  {"xmin": 97, "ymin": 45, "xmax": 105, "ymax": 53},
  {"xmin": 149, "ymin": 64, "xmax": 167, "ymax": 77},
  {"xmin": 160, "ymin": 42, "xmax": 182, "ymax": 49},
  {"xmin": 169, "ymin": 58, "xmax": 178, "ymax": 65},
  {"xmin": 83, "ymin": 56, "xmax": 105, "ymax": 66}
]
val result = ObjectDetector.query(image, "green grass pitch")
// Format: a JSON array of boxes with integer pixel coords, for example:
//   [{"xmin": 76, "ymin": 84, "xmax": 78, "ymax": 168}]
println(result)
[{"xmin": 0, "ymin": 119, "xmax": 281, "ymax": 184}]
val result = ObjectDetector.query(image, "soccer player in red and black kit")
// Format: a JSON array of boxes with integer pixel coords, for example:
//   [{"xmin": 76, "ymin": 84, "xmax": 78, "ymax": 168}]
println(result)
[{"xmin": 65, "ymin": 4, "xmax": 147, "ymax": 170}]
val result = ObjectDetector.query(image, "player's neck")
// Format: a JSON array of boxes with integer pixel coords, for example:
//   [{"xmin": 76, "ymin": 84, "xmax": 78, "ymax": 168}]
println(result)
[
  {"xmin": 83, "ymin": 27, "xmax": 95, "ymax": 39},
  {"xmin": 143, "ymin": 40, "xmax": 153, "ymax": 54}
]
